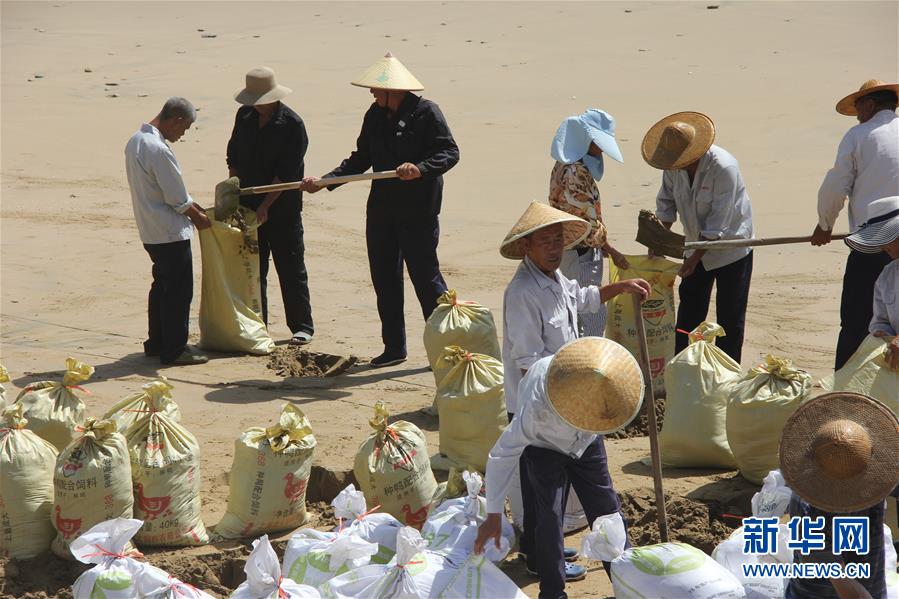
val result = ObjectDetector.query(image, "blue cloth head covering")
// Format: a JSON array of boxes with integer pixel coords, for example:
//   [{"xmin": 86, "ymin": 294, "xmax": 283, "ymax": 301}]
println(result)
[{"xmin": 551, "ymin": 108, "xmax": 624, "ymax": 171}]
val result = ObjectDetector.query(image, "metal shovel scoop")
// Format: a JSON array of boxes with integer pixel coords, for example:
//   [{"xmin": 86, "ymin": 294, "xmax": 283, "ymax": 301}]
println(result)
[{"xmin": 214, "ymin": 171, "xmax": 399, "ymax": 220}]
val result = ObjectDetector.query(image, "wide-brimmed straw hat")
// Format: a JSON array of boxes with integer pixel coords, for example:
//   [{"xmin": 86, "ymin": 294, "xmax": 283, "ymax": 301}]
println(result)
[
  {"xmin": 779, "ymin": 392, "xmax": 899, "ymax": 513},
  {"xmin": 845, "ymin": 196, "xmax": 899, "ymax": 253},
  {"xmin": 836, "ymin": 79, "xmax": 899, "ymax": 116},
  {"xmin": 234, "ymin": 67, "xmax": 292, "ymax": 106},
  {"xmin": 545, "ymin": 337, "xmax": 645, "ymax": 434},
  {"xmin": 351, "ymin": 52, "xmax": 424, "ymax": 91},
  {"xmin": 551, "ymin": 108, "xmax": 624, "ymax": 164},
  {"xmin": 500, "ymin": 202, "xmax": 590, "ymax": 260},
  {"xmin": 641, "ymin": 111, "xmax": 715, "ymax": 170}
]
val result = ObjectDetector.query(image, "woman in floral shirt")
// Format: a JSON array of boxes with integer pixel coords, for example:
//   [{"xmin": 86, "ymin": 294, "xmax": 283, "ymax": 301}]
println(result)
[{"xmin": 549, "ymin": 108, "xmax": 629, "ymax": 336}]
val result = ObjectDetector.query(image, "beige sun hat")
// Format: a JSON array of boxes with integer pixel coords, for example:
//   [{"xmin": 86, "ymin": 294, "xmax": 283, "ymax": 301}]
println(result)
[
  {"xmin": 641, "ymin": 111, "xmax": 716, "ymax": 170},
  {"xmin": 545, "ymin": 337, "xmax": 645, "ymax": 434},
  {"xmin": 234, "ymin": 67, "xmax": 292, "ymax": 106},
  {"xmin": 836, "ymin": 78, "xmax": 899, "ymax": 116},
  {"xmin": 351, "ymin": 52, "xmax": 424, "ymax": 91},
  {"xmin": 779, "ymin": 392, "xmax": 899, "ymax": 513},
  {"xmin": 500, "ymin": 202, "xmax": 591, "ymax": 260}
]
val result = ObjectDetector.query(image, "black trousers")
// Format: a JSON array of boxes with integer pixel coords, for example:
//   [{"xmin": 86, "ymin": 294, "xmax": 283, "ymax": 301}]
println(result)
[
  {"xmin": 365, "ymin": 209, "xmax": 447, "ymax": 355},
  {"xmin": 143, "ymin": 240, "xmax": 193, "ymax": 363},
  {"xmin": 257, "ymin": 208, "xmax": 314, "ymax": 336},
  {"xmin": 835, "ymin": 249, "xmax": 891, "ymax": 370},
  {"xmin": 524, "ymin": 439, "xmax": 627, "ymax": 599},
  {"xmin": 675, "ymin": 251, "xmax": 753, "ymax": 363}
]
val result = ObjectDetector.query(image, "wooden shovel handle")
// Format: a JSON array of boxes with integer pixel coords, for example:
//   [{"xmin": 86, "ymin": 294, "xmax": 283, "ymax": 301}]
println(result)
[
  {"xmin": 685, "ymin": 233, "xmax": 849, "ymax": 250},
  {"xmin": 239, "ymin": 171, "xmax": 399, "ymax": 195}
]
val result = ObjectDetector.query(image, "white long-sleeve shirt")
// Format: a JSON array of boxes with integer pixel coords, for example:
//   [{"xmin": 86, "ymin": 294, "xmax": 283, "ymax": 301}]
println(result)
[
  {"xmin": 818, "ymin": 110, "xmax": 899, "ymax": 233},
  {"xmin": 485, "ymin": 356, "xmax": 598, "ymax": 514},
  {"xmin": 501, "ymin": 256, "xmax": 602, "ymax": 414},
  {"xmin": 655, "ymin": 144, "xmax": 754, "ymax": 271},
  {"xmin": 125, "ymin": 123, "xmax": 195, "ymax": 244},
  {"xmin": 871, "ymin": 259, "xmax": 899, "ymax": 336}
]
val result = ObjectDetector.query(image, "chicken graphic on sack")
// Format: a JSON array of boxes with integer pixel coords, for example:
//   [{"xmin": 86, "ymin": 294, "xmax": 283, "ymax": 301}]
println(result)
[{"xmin": 134, "ymin": 482, "xmax": 171, "ymax": 520}]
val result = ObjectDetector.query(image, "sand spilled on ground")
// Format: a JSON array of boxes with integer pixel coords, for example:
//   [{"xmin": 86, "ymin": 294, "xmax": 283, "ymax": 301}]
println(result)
[{"xmin": 267, "ymin": 347, "xmax": 359, "ymax": 378}]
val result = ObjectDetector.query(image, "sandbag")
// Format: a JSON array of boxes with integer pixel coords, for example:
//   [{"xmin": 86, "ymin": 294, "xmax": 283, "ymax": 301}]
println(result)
[
  {"xmin": 231, "ymin": 534, "xmax": 321, "ymax": 599},
  {"xmin": 822, "ymin": 334, "xmax": 899, "ymax": 416},
  {"xmin": 659, "ymin": 322, "xmax": 742, "ymax": 468},
  {"xmin": 103, "ymin": 377, "xmax": 181, "ymax": 434},
  {"xmin": 125, "ymin": 390, "xmax": 208, "ymax": 546},
  {"xmin": 331, "ymin": 484, "xmax": 403, "ymax": 564},
  {"xmin": 282, "ymin": 529, "xmax": 378, "ymax": 587},
  {"xmin": 138, "ymin": 563, "xmax": 216, "ymax": 599},
  {"xmin": 71, "ymin": 518, "xmax": 147, "ymax": 599},
  {"xmin": 583, "ymin": 512, "xmax": 746, "ymax": 599},
  {"xmin": 217, "ymin": 403, "xmax": 316, "ymax": 539},
  {"xmin": 435, "ymin": 553, "xmax": 528, "ymax": 599},
  {"xmin": 606, "ymin": 255, "xmax": 680, "ymax": 394},
  {"xmin": 0, "ymin": 403, "xmax": 58, "ymax": 558},
  {"xmin": 353, "ymin": 401, "xmax": 439, "ymax": 528},
  {"xmin": 727, "ymin": 356, "xmax": 812, "ymax": 484},
  {"xmin": 199, "ymin": 207, "xmax": 274, "ymax": 355},
  {"xmin": 0, "ymin": 363, "xmax": 9, "ymax": 408},
  {"xmin": 423, "ymin": 290, "xmax": 501, "ymax": 387},
  {"xmin": 432, "ymin": 347, "xmax": 506, "ymax": 472},
  {"xmin": 885, "ymin": 524, "xmax": 898, "ymax": 599},
  {"xmin": 52, "ymin": 418, "xmax": 134, "ymax": 559},
  {"xmin": 14, "ymin": 357, "xmax": 93, "ymax": 451}
]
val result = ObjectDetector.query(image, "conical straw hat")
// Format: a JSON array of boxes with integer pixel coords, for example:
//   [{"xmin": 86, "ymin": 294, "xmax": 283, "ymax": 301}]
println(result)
[
  {"xmin": 500, "ymin": 202, "xmax": 590, "ymax": 260},
  {"xmin": 641, "ymin": 111, "xmax": 715, "ymax": 170},
  {"xmin": 779, "ymin": 392, "xmax": 899, "ymax": 513},
  {"xmin": 545, "ymin": 337, "xmax": 645, "ymax": 434},
  {"xmin": 836, "ymin": 79, "xmax": 899, "ymax": 116},
  {"xmin": 351, "ymin": 52, "xmax": 424, "ymax": 91}
]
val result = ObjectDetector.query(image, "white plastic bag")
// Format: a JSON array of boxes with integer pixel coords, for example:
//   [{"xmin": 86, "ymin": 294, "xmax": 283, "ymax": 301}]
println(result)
[
  {"xmin": 283, "ymin": 528, "xmax": 378, "ymax": 587},
  {"xmin": 435, "ymin": 553, "xmax": 528, "ymax": 599},
  {"xmin": 421, "ymin": 471, "xmax": 512, "ymax": 564},
  {"xmin": 138, "ymin": 563, "xmax": 216, "ymax": 599},
  {"xmin": 331, "ymin": 483, "xmax": 402, "ymax": 564},
  {"xmin": 582, "ymin": 512, "xmax": 746, "ymax": 599},
  {"xmin": 230, "ymin": 534, "xmax": 321, "ymax": 599},
  {"xmin": 750, "ymin": 470, "xmax": 792, "ymax": 520},
  {"xmin": 71, "ymin": 518, "xmax": 147, "ymax": 599}
]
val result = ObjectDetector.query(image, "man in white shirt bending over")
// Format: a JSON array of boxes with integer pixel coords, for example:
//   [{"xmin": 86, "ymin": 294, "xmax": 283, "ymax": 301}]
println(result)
[
  {"xmin": 811, "ymin": 79, "xmax": 899, "ymax": 370},
  {"xmin": 125, "ymin": 97, "xmax": 211, "ymax": 365}
]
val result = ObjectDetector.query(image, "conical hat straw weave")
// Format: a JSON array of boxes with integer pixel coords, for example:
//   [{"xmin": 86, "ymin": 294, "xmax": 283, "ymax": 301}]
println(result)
[
  {"xmin": 500, "ymin": 202, "xmax": 590, "ymax": 260},
  {"xmin": 351, "ymin": 52, "xmax": 424, "ymax": 91},
  {"xmin": 779, "ymin": 392, "xmax": 899, "ymax": 513},
  {"xmin": 545, "ymin": 337, "xmax": 645, "ymax": 434}
]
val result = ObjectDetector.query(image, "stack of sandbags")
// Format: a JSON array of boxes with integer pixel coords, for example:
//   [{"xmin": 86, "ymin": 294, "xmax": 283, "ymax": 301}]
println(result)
[
  {"xmin": 659, "ymin": 322, "xmax": 742, "ymax": 468},
  {"xmin": 282, "ymin": 529, "xmax": 378, "ymax": 587},
  {"xmin": 330, "ymin": 484, "xmax": 403, "ymax": 564},
  {"xmin": 727, "ymin": 356, "xmax": 811, "ymax": 484},
  {"xmin": 582, "ymin": 512, "xmax": 746, "ymax": 598},
  {"xmin": 231, "ymin": 534, "xmax": 321, "ymax": 598},
  {"xmin": 51, "ymin": 418, "xmax": 134, "ymax": 558},
  {"xmin": 354, "ymin": 402, "xmax": 440, "ymax": 529},
  {"xmin": 0, "ymin": 403, "xmax": 58, "ymax": 558},
  {"xmin": 103, "ymin": 377, "xmax": 181, "ymax": 434},
  {"xmin": 217, "ymin": 403, "xmax": 317, "ymax": 539},
  {"xmin": 431, "ymin": 347, "xmax": 506, "ymax": 472},
  {"xmin": 14, "ymin": 357, "xmax": 93, "ymax": 451},
  {"xmin": 822, "ymin": 334, "xmax": 898, "ymax": 416}
]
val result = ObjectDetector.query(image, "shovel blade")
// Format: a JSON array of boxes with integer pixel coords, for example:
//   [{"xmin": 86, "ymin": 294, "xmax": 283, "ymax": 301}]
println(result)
[
  {"xmin": 214, "ymin": 177, "xmax": 241, "ymax": 220},
  {"xmin": 635, "ymin": 210, "xmax": 686, "ymax": 259}
]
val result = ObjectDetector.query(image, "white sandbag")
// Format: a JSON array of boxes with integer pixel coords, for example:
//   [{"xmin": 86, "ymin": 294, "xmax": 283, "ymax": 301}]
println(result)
[
  {"xmin": 138, "ymin": 563, "xmax": 216, "ymax": 599},
  {"xmin": 282, "ymin": 529, "xmax": 378, "ymax": 587},
  {"xmin": 103, "ymin": 378, "xmax": 181, "ymax": 434},
  {"xmin": 331, "ymin": 484, "xmax": 403, "ymax": 564},
  {"xmin": 435, "ymin": 553, "xmax": 528, "ymax": 599},
  {"xmin": 582, "ymin": 512, "xmax": 746, "ymax": 599},
  {"xmin": 421, "ymin": 470, "xmax": 513, "ymax": 564},
  {"xmin": 71, "ymin": 518, "xmax": 147, "ymax": 599},
  {"xmin": 52, "ymin": 418, "xmax": 134, "ymax": 559},
  {"xmin": 0, "ymin": 403, "xmax": 58, "ymax": 559},
  {"xmin": 230, "ymin": 534, "xmax": 321, "ymax": 599},
  {"xmin": 885, "ymin": 524, "xmax": 898, "ymax": 599},
  {"xmin": 216, "ymin": 403, "xmax": 316, "ymax": 539},
  {"xmin": 14, "ymin": 357, "xmax": 93, "ymax": 451},
  {"xmin": 750, "ymin": 470, "xmax": 792, "ymax": 520}
]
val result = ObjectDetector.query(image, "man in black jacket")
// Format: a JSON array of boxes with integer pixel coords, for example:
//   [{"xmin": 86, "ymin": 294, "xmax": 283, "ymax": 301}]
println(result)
[
  {"xmin": 227, "ymin": 67, "xmax": 314, "ymax": 346},
  {"xmin": 303, "ymin": 53, "xmax": 460, "ymax": 367}
]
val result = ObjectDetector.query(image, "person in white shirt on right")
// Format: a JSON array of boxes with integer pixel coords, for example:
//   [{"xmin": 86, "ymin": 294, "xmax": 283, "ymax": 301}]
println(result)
[{"xmin": 811, "ymin": 79, "xmax": 899, "ymax": 370}]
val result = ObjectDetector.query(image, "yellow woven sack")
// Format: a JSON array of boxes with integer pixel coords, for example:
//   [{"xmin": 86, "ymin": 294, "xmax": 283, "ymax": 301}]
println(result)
[
  {"xmin": 124, "ymin": 391, "xmax": 208, "ymax": 547},
  {"xmin": 0, "ymin": 363, "xmax": 9, "ymax": 408},
  {"xmin": 423, "ymin": 290, "xmax": 501, "ymax": 386},
  {"xmin": 0, "ymin": 404, "xmax": 58, "ymax": 559},
  {"xmin": 659, "ymin": 322, "xmax": 742, "ymax": 468},
  {"xmin": 432, "ymin": 347, "xmax": 506, "ymax": 472},
  {"xmin": 822, "ymin": 334, "xmax": 899, "ymax": 417},
  {"xmin": 216, "ymin": 403, "xmax": 317, "ymax": 539},
  {"xmin": 102, "ymin": 378, "xmax": 181, "ymax": 435},
  {"xmin": 14, "ymin": 357, "xmax": 93, "ymax": 451},
  {"xmin": 198, "ymin": 207, "xmax": 274, "ymax": 355},
  {"xmin": 354, "ymin": 402, "xmax": 439, "ymax": 529},
  {"xmin": 726, "ymin": 356, "xmax": 812, "ymax": 484},
  {"xmin": 606, "ymin": 256, "xmax": 680, "ymax": 394},
  {"xmin": 51, "ymin": 418, "xmax": 134, "ymax": 558}
]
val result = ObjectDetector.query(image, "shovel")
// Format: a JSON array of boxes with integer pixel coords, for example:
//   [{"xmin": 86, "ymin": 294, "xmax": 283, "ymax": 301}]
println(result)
[
  {"xmin": 635, "ymin": 210, "xmax": 848, "ymax": 259},
  {"xmin": 214, "ymin": 171, "xmax": 399, "ymax": 220}
]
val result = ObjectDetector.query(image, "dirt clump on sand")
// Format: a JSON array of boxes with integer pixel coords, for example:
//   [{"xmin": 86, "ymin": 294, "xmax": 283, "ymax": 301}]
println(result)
[
  {"xmin": 620, "ymin": 490, "xmax": 736, "ymax": 554},
  {"xmin": 267, "ymin": 347, "xmax": 358, "ymax": 378},
  {"xmin": 607, "ymin": 396, "xmax": 666, "ymax": 440}
]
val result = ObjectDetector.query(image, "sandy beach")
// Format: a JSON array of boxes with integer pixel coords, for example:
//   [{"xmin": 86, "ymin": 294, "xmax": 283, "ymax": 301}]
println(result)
[{"xmin": 2, "ymin": 1, "xmax": 897, "ymax": 596}]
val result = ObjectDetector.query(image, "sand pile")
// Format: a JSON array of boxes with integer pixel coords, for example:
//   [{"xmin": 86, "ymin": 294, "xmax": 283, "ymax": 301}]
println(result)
[
  {"xmin": 267, "ymin": 348, "xmax": 358, "ymax": 378},
  {"xmin": 620, "ymin": 490, "xmax": 736, "ymax": 554}
]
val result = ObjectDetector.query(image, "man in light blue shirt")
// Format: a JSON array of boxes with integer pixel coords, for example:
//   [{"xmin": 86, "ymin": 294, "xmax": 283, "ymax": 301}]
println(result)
[{"xmin": 125, "ymin": 97, "xmax": 211, "ymax": 365}]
